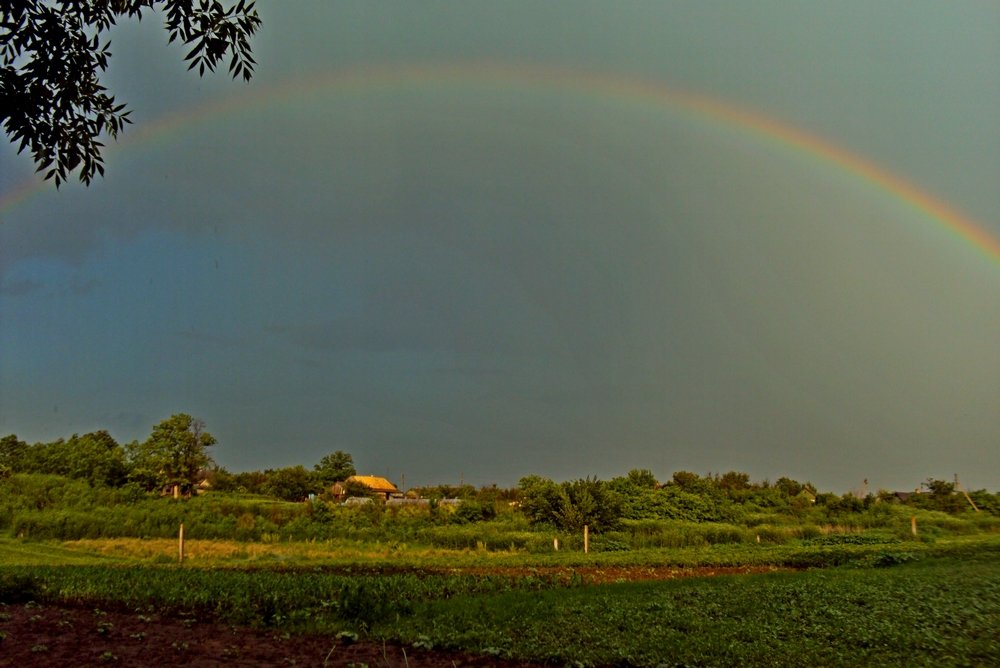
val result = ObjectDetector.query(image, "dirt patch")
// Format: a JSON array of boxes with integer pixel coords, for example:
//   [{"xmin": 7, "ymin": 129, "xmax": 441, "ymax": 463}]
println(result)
[
  {"xmin": 0, "ymin": 603, "xmax": 542, "ymax": 667},
  {"xmin": 453, "ymin": 564, "xmax": 790, "ymax": 584}
]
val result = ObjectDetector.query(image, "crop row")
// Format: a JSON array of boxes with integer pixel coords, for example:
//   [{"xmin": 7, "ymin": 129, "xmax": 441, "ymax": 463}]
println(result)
[
  {"xmin": 0, "ymin": 563, "xmax": 573, "ymax": 630},
  {"xmin": 383, "ymin": 556, "xmax": 1000, "ymax": 666}
]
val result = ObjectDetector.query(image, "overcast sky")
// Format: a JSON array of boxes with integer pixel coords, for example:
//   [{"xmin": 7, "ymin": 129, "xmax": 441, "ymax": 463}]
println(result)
[{"xmin": 1, "ymin": 1, "xmax": 998, "ymax": 493}]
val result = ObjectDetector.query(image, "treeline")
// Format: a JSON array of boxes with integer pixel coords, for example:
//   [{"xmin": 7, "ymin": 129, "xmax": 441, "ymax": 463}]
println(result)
[
  {"xmin": 2, "ymin": 417, "xmax": 998, "ymax": 539},
  {"xmin": 2, "ymin": 469, "xmax": 999, "ymax": 548},
  {"xmin": 0, "ymin": 414, "xmax": 361, "ymax": 502},
  {"xmin": 515, "ymin": 470, "xmax": 999, "ymax": 534}
]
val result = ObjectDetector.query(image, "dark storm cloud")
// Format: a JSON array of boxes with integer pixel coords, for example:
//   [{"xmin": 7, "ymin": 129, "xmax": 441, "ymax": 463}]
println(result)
[
  {"xmin": 172, "ymin": 329, "xmax": 242, "ymax": 347},
  {"xmin": 0, "ymin": 278, "xmax": 43, "ymax": 297},
  {"xmin": 1, "ymin": 1, "xmax": 998, "ymax": 491},
  {"xmin": 66, "ymin": 277, "xmax": 101, "ymax": 296}
]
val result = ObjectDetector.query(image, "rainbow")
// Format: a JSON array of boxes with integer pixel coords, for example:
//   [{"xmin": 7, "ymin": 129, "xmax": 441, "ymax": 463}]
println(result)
[{"xmin": 3, "ymin": 61, "xmax": 999, "ymax": 267}]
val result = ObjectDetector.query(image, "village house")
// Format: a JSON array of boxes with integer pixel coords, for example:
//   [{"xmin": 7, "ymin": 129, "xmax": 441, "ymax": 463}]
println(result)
[{"xmin": 330, "ymin": 475, "xmax": 400, "ymax": 501}]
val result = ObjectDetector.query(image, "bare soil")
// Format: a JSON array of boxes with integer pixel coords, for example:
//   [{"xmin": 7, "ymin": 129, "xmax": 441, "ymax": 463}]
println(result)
[
  {"xmin": 0, "ymin": 602, "xmax": 544, "ymax": 667},
  {"xmin": 452, "ymin": 564, "xmax": 787, "ymax": 584}
]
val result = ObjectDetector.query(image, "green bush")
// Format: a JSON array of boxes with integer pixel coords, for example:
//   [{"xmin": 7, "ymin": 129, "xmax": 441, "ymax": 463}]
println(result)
[{"xmin": 617, "ymin": 520, "xmax": 751, "ymax": 548}]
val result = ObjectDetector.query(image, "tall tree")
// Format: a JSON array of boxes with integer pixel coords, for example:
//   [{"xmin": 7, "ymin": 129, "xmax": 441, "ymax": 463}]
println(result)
[
  {"xmin": 0, "ymin": 434, "xmax": 28, "ymax": 470},
  {"xmin": 130, "ymin": 413, "xmax": 216, "ymax": 492},
  {"xmin": 313, "ymin": 450, "xmax": 356, "ymax": 487},
  {"xmin": 1, "ymin": 0, "xmax": 262, "ymax": 186}
]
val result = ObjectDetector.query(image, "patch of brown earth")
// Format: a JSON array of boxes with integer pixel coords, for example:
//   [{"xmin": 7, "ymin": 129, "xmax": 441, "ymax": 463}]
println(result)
[
  {"xmin": 454, "ymin": 564, "xmax": 790, "ymax": 584},
  {"xmin": 0, "ymin": 603, "xmax": 542, "ymax": 668}
]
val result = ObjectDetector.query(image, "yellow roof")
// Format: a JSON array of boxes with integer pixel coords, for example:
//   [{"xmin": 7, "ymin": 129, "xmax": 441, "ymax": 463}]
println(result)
[{"xmin": 348, "ymin": 475, "xmax": 399, "ymax": 493}]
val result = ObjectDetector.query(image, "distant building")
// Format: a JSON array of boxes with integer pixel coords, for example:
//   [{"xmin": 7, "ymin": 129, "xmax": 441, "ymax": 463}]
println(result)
[
  {"xmin": 386, "ymin": 497, "xmax": 461, "ymax": 507},
  {"xmin": 331, "ymin": 475, "xmax": 400, "ymax": 501}
]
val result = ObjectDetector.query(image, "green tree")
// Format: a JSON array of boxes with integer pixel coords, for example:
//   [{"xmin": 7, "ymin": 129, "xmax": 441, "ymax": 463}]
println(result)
[
  {"xmin": 920, "ymin": 478, "xmax": 963, "ymax": 513},
  {"xmin": 670, "ymin": 470, "xmax": 701, "ymax": 488},
  {"xmin": 518, "ymin": 475, "xmax": 624, "ymax": 533},
  {"xmin": 129, "ymin": 413, "xmax": 216, "ymax": 492},
  {"xmin": 923, "ymin": 478, "xmax": 955, "ymax": 497},
  {"xmin": 2, "ymin": 0, "xmax": 262, "ymax": 186},
  {"xmin": 452, "ymin": 500, "xmax": 496, "ymax": 524},
  {"xmin": 263, "ymin": 465, "xmax": 320, "ymax": 502},
  {"xmin": 62, "ymin": 431, "xmax": 129, "ymax": 486},
  {"xmin": 8, "ymin": 431, "xmax": 128, "ymax": 486},
  {"xmin": 774, "ymin": 476, "xmax": 805, "ymax": 497},
  {"xmin": 0, "ymin": 434, "xmax": 28, "ymax": 470},
  {"xmin": 669, "ymin": 470, "xmax": 714, "ymax": 495},
  {"xmin": 230, "ymin": 469, "xmax": 268, "ymax": 494},
  {"xmin": 608, "ymin": 470, "xmax": 660, "ymax": 519},
  {"xmin": 626, "ymin": 468, "xmax": 659, "ymax": 489},
  {"xmin": 202, "ymin": 465, "xmax": 238, "ymax": 492},
  {"xmin": 717, "ymin": 471, "xmax": 751, "ymax": 492},
  {"xmin": 313, "ymin": 450, "xmax": 357, "ymax": 487},
  {"xmin": 517, "ymin": 475, "xmax": 563, "ymax": 525}
]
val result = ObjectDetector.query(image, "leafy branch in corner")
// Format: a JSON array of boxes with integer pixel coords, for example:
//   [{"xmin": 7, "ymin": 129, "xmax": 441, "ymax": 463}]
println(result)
[{"xmin": 1, "ymin": 0, "xmax": 262, "ymax": 187}]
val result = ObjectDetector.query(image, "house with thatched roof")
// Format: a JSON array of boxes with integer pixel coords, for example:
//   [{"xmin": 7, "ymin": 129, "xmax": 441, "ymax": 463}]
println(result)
[{"xmin": 331, "ymin": 475, "xmax": 400, "ymax": 501}]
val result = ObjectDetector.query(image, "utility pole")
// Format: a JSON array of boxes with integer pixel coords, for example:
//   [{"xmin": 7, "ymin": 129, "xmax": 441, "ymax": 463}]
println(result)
[{"xmin": 954, "ymin": 474, "xmax": 979, "ymax": 512}]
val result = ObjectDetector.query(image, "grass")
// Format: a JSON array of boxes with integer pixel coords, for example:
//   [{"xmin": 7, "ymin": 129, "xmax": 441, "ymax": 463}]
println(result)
[
  {"xmin": 0, "ymin": 563, "xmax": 574, "ymax": 630},
  {"xmin": 0, "ymin": 539, "xmax": 128, "ymax": 566},
  {"xmin": 3, "ymin": 532, "xmax": 999, "ymax": 569}
]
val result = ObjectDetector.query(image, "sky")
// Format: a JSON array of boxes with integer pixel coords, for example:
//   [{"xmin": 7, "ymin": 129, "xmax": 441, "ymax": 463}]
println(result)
[{"xmin": 1, "ymin": 1, "xmax": 998, "ymax": 493}]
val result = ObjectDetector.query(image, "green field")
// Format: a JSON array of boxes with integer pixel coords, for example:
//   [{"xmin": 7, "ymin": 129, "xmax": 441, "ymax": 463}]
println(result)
[
  {"xmin": 2, "ymin": 534, "xmax": 999, "ymax": 666},
  {"xmin": 2, "ymin": 468, "xmax": 999, "ymax": 665},
  {"xmin": 390, "ymin": 554, "xmax": 1000, "ymax": 666}
]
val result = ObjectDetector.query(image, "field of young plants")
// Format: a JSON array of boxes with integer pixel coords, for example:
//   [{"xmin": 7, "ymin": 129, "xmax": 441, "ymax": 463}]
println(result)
[
  {"xmin": 2, "ymin": 535, "xmax": 999, "ymax": 666},
  {"xmin": 2, "ymin": 467, "xmax": 999, "ymax": 665}
]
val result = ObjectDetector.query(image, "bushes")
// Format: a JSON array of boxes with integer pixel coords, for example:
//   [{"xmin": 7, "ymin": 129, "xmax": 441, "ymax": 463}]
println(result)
[
  {"xmin": 452, "ymin": 501, "xmax": 497, "ymax": 524},
  {"xmin": 2, "ymin": 472, "xmax": 996, "ymax": 551},
  {"xmin": 616, "ymin": 520, "xmax": 751, "ymax": 548},
  {"xmin": 419, "ymin": 524, "xmax": 551, "ymax": 552},
  {"xmin": 518, "ymin": 476, "xmax": 624, "ymax": 532}
]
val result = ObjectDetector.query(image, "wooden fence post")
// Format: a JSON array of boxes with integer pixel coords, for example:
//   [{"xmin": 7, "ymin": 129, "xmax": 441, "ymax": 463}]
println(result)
[
  {"xmin": 553, "ymin": 538, "xmax": 559, "ymax": 551},
  {"xmin": 911, "ymin": 516, "xmax": 917, "ymax": 537},
  {"xmin": 583, "ymin": 525, "xmax": 589, "ymax": 554},
  {"xmin": 179, "ymin": 523, "xmax": 185, "ymax": 564}
]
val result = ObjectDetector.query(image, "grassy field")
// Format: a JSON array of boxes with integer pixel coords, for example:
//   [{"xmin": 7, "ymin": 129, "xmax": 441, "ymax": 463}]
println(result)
[
  {"xmin": 4, "ymin": 531, "xmax": 996, "ymax": 569},
  {"xmin": 2, "ymin": 533, "xmax": 999, "ymax": 665}
]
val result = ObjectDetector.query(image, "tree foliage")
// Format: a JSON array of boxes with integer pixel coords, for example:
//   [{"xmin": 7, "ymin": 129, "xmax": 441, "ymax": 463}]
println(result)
[
  {"xmin": 3, "ymin": 431, "xmax": 128, "ymax": 486},
  {"xmin": 1, "ymin": 0, "xmax": 262, "ymax": 186},
  {"xmin": 518, "ymin": 475, "xmax": 624, "ymax": 533},
  {"xmin": 313, "ymin": 450, "xmax": 356, "ymax": 487},
  {"xmin": 0, "ymin": 434, "xmax": 28, "ymax": 469},
  {"xmin": 625, "ymin": 468, "xmax": 658, "ymax": 489},
  {"xmin": 916, "ymin": 478, "xmax": 964, "ymax": 513},
  {"xmin": 129, "ymin": 413, "xmax": 216, "ymax": 491},
  {"xmin": 263, "ymin": 465, "xmax": 320, "ymax": 502}
]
